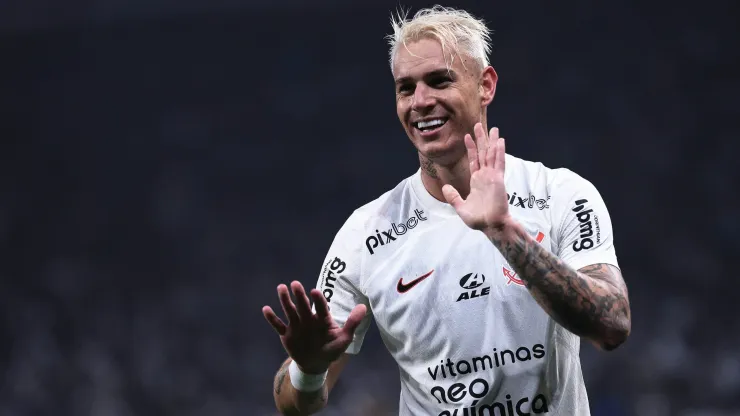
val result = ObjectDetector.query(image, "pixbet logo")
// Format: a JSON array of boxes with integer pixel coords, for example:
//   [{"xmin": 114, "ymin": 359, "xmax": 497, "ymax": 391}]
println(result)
[
  {"xmin": 506, "ymin": 192, "xmax": 550, "ymax": 210},
  {"xmin": 365, "ymin": 209, "xmax": 428, "ymax": 255},
  {"xmin": 320, "ymin": 257, "xmax": 346, "ymax": 305},
  {"xmin": 571, "ymin": 199, "xmax": 601, "ymax": 252},
  {"xmin": 456, "ymin": 273, "xmax": 490, "ymax": 302}
]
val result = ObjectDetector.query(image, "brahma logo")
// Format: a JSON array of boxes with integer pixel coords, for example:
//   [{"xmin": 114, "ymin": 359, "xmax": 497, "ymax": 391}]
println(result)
[
  {"xmin": 365, "ymin": 209, "xmax": 428, "ymax": 255},
  {"xmin": 571, "ymin": 199, "xmax": 601, "ymax": 252}
]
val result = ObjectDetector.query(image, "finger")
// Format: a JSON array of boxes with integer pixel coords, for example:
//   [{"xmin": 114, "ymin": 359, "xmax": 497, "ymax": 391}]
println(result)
[
  {"xmin": 495, "ymin": 138, "xmax": 506, "ymax": 172},
  {"xmin": 464, "ymin": 134, "xmax": 479, "ymax": 173},
  {"xmin": 486, "ymin": 127, "xmax": 499, "ymax": 167},
  {"xmin": 489, "ymin": 127, "xmax": 499, "ymax": 140},
  {"xmin": 277, "ymin": 284, "xmax": 300, "ymax": 325},
  {"xmin": 291, "ymin": 281, "xmax": 314, "ymax": 321},
  {"xmin": 473, "ymin": 123, "xmax": 487, "ymax": 167},
  {"xmin": 441, "ymin": 184, "xmax": 464, "ymax": 210},
  {"xmin": 262, "ymin": 306, "xmax": 288, "ymax": 336},
  {"xmin": 310, "ymin": 289, "xmax": 331, "ymax": 321},
  {"xmin": 341, "ymin": 304, "xmax": 368, "ymax": 336}
]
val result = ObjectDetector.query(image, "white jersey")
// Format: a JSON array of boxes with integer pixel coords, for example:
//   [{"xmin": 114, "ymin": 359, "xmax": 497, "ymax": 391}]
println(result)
[{"xmin": 314, "ymin": 154, "xmax": 619, "ymax": 416}]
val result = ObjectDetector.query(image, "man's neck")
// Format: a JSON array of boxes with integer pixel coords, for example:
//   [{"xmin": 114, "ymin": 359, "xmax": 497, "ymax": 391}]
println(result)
[{"xmin": 418, "ymin": 154, "xmax": 471, "ymax": 203}]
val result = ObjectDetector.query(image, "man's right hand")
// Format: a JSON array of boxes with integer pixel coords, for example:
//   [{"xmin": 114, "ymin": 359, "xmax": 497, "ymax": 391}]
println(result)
[{"xmin": 262, "ymin": 281, "xmax": 367, "ymax": 374}]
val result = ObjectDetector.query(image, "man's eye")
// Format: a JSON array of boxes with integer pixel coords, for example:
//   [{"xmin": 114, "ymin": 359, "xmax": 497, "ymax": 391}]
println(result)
[
  {"xmin": 397, "ymin": 85, "xmax": 413, "ymax": 94},
  {"xmin": 431, "ymin": 77, "xmax": 452, "ymax": 87}
]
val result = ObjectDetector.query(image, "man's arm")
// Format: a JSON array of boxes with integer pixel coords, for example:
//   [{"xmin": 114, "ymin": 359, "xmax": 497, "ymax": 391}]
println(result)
[
  {"xmin": 439, "ymin": 125, "xmax": 630, "ymax": 349},
  {"xmin": 273, "ymin": 354, "xmax": 351, "ymax": 415},
  {"xmin": 485, "ymin": 219, "xmax": 631, "ymax": 350}
]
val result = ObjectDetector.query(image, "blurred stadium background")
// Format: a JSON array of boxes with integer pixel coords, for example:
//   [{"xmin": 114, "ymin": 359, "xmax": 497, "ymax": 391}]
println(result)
[{"xmin": 1, "ymin": 0, "xmax": 738, "ymax": 414}]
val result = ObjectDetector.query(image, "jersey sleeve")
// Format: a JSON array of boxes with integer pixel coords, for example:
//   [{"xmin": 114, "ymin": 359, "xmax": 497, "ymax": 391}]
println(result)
[
  {"xmin": 551, "ymin": 170, "xmax": 620, "ymax": 271},
  {"xmin": 313, "ymin": 211, "xmax": 372, "ymax": 355}
]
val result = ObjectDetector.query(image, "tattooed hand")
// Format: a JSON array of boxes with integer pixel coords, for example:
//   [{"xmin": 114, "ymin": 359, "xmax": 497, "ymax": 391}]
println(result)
[{"xmin": 441, "ymin": 123, "xmax": 631, "ymax": 349}]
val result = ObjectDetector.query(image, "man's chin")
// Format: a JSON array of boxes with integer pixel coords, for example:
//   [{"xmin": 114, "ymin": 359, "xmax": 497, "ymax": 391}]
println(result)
[
  {"xmin": 418, "ymin": 132, "xmax": 460, "ymax": 150},
  {"xmin": 417, "ymin": 139, "xmax": 466, "ymax": 166}
]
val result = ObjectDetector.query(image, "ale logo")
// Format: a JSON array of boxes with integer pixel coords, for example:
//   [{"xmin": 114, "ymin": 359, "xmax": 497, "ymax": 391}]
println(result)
[{"xmin": 456, "ymin": 273, "xmax": 490, "ymax": 302}]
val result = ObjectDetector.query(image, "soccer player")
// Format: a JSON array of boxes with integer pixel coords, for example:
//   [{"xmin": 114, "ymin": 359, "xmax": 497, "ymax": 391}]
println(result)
[{"xmin": 262, "ymin": 6, "xmax": 631, "ymax": 416}]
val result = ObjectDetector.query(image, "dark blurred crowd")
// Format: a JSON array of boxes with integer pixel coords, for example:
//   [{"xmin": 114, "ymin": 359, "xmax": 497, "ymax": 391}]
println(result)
[{"xmin": 1, "ymin": 1, "xmax": 738, "ymax": 415}]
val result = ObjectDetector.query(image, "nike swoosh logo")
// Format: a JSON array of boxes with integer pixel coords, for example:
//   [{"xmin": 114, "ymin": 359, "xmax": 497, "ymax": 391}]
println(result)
[{"xmin": 397, "ymin": 270, "xmax": 434, "ymax": 293}]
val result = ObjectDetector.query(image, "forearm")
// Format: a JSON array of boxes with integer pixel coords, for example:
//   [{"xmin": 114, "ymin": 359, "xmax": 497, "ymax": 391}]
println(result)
[
  {"xmin": 484, "ymin": 218, "xmax": 630, "ymax": 349},
  {"xmin": 273, "ymin": 359, "xmax": 328, "ymax": 415}
]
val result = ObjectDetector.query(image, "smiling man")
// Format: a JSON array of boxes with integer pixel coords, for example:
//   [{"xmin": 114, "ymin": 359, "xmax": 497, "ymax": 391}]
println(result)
[{"xmin": 263, "ymin": 6, "xmax": 631, "ymax": 416}]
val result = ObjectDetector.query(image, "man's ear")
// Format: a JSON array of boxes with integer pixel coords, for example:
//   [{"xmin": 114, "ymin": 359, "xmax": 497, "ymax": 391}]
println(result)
[{"xmin": 480, "ymin": 66, "xmax": 498, "ymax": 106}]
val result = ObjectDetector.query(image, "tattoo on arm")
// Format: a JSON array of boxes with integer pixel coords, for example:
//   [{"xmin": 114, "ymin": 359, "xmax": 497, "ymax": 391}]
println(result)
[
  {"xmin": 298, "ymin": 389, "xmax": 328, "ymax": 406},
  {"xmin": 274, "ymin": 361, "xmax": 328, "ymax": 412},
  {"xmin": 488, "ymin": 223, "xmax": 631, "ymax": 348},
  {"xmin": 274, "ymin": 365, "xmax": 289, "ymax": 395}
]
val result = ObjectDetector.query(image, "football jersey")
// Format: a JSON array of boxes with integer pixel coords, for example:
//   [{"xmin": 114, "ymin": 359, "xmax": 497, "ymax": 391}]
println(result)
[{"xmin": 314, "ymin": 154, "xmax": 619, "ymax": 416}]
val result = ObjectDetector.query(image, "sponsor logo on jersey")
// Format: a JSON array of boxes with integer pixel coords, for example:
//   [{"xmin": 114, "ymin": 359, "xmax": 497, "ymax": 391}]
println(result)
[
  {"xmin": 456, "ymin": 273, "xmax": 490, "ymax": 302},
  {"xmin": 365, "ymin": 208, "xmax": 428, "ymax": 255},
  {"xmin": 319, "ymin": 257, "xmax": 346, "ymax": 306},
  {"xmin": 503, "ymin": 230, "xmax": 545, "ymax": 286},
  {"xmin": 427, "ymin": 343, "xmax": 550, "ymax": 415},
  {"xmin": 436, "ymin": 393, "xmax": 550, "ymax": 415},
  {"xmin": 571, "ymin": 199, "xmax": 601, "ymax": 252},
  {"xmin": 397, "ymin": 270, "xmax": 434, "ymax": 293},
  {"xmin": 503, "ymin": 267, "xmax": 524, "ymax": 286},
  {"xmin": 506, "ymin": 192, "xmax": 550, "ymax": 210}
]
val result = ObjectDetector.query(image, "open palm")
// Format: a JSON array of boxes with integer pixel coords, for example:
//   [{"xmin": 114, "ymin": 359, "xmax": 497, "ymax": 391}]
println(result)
[
  {"xmin": 442, "ymin": 123, "xmax": 511, "ymax": 231},
  {"xmin": 262, "ymin": 281, "xmax": 367, "ymax": 374}
]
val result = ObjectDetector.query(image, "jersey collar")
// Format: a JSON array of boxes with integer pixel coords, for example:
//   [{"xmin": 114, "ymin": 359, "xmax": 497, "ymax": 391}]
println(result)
[
  {"xmin": 410, "ymin": 154, "xmax": 513, "ymax": 218},
  {"xmin": 410, "ymin": 169, "xmax": 459, "ymax": 217}
]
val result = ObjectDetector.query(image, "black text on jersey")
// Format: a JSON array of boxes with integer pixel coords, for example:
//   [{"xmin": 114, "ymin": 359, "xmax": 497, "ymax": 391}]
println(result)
[
  {"xmin": 456, "ymin": 273, "xmax": 491, "ymax": 302},
  {"xmin": 320, "ymin": 257, "xmax": 346, "ymax": 305},
  {"xmin": 365, "ymin": 209, "xmax": 428, "ymax": 255},
  {"xmin": 506, "ymin": 192, "xmax": 550, "ymax": 210},
  {"xmin": 571, "ymin": 199, "xmax": 601, "ymax": 252}
]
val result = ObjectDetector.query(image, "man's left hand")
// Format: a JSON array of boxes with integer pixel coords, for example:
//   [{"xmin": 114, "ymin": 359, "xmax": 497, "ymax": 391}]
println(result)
[{"xmin": 442, "ymin": 123, "xmax": 511, "ymax": 233}]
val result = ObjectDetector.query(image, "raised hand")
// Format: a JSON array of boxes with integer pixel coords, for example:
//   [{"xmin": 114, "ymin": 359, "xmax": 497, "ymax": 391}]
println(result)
[
  {"xmin": 262, "ymin": 281, "xmax": 367, "ymax": 374},
  {"xmin": 441, "ymin": 123, "xmax": 511, "ymax": 232}
]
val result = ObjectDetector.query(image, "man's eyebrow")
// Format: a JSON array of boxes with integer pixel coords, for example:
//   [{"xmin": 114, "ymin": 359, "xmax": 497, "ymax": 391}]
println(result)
[{"xmin": 394, "ymin": 68, "xmax": 457, "ymax": 85}]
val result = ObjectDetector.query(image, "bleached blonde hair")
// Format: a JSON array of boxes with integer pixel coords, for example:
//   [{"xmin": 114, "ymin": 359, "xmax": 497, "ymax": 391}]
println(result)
[{"xmin": 387, "ymin": 5, "xmax": 493, "ymax": 75}]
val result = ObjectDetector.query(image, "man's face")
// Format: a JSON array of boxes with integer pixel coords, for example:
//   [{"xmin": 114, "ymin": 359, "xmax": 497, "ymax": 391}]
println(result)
[{"xmin": 393, "ymin": 38, "xmax": 496, "ymax": 164}]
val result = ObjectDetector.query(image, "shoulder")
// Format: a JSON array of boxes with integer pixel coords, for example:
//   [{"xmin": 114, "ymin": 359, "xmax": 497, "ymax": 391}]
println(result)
[
  {"xmin": 346, "ymin": 170, "xmax": 420, "ymax": 227},
  {"xmin": 330, "ymin": 171, "xmax": 420, "ymax": 250},
  {"xmin": 505, "ymin": 153, "xmax": 601, "ymax": 199},
  {"xmin": 324, "ymin": 171, "xmax": 422, "ymax": 286}
]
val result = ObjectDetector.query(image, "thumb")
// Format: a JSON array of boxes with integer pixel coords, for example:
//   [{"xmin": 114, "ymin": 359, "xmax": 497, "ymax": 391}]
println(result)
[
  {"xmin": 341, "ymin": 304, "xmax": 368, "ymax": 336},
  {"xmin": 442, "ymin": 184, "xmax": 464, "ymax": 209}
]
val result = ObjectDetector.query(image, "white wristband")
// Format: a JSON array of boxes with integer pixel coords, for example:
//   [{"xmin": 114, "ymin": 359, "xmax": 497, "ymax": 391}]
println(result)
[{"xmin": 288, "ymin": 361, "xmax": 328, "ymax": 392}]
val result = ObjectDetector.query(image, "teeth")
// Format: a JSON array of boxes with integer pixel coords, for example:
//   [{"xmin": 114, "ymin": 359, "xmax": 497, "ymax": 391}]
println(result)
[{"xmin": 417, "ymin": 119, "xmax": 446, "ymax": 130}]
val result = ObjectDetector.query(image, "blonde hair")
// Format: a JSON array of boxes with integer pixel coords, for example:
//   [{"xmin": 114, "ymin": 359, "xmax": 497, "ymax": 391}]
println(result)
[{"xmin": 387, "ymin": 5, "xmax": 493, "ymax": 74}]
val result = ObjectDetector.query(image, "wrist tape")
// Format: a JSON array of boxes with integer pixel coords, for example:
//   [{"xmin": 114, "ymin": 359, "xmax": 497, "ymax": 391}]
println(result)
[{"xmin": 288, "ymin": 361, "xmax": 328, "ymax": 392}]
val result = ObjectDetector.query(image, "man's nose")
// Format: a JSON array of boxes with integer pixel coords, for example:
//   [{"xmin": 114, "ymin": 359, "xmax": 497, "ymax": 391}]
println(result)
[{"xmin": 411, "ymin": 83, "xmax": 435, "ymax": 112}]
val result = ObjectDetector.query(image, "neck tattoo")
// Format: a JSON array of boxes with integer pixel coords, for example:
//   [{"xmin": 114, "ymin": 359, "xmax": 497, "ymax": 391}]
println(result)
[{"xmin": 420, "ymin": 156, "xmax": 439, "ymax": 179}]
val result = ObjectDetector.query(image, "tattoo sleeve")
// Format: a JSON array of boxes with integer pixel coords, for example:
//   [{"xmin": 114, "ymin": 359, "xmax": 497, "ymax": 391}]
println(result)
[
  {"xmin": 486, "ymin": 220, "xmax": 631, "ymax": 349},
  {"xmin": 273, "ymin": 360, "xmax": 328, "ymax": 415},
  {"xmin": 274, "ymin": 365, "xmax": 289, "ymax": 395}
]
